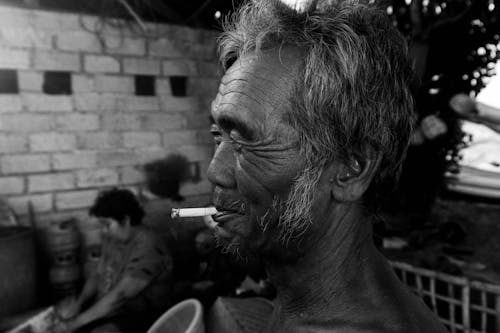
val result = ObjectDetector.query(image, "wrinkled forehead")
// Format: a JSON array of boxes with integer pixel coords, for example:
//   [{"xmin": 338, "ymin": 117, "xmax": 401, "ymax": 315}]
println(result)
[{"xmin": 212, "ymin": 50, "xmax": 300, "ymax": 122}]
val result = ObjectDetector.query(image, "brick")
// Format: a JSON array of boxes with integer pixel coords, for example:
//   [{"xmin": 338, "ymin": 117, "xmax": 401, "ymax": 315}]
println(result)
[
  {"xmin": 76, "ymin": 94, "xmax": 141, "ymax": 112},
  {"xmin": 174, "ymin": 144, "xmax": 213, "ymax": 162},
  {"xmin": 162, "ymin": 130, "xmax": 198, "ymax": 146},
  {"xmin": 184, "ymin": 112, "xmax": 211, "ymax": 129},
  {"xmin": 30, "ymin": 133, "xmax": 76, "ymax": 152},
  {"xmin": 56, "ymin": 189, "xmax": 99, "ymax": 210},
  {"xmin": 53, "ymin": 152, "xmax": 97, "ymax": 170},
  {"xmin": 198, "ymin": 97, "xmax": 212, "ymax": 115},
  {"xmin": 189, "ymin": 43, "xmax": 217, "ymax": 61},
  {"xmin": 157, "ymin": 78, "xmax": 171, "ymax": 95},
  {"xmin": 187, "ymin": 77, "xmax": 219, "ymax": 98},
  {"xmin": 162, "ymin": 60, "xmax": 198, "ymax": 76},
  {"xmin": 56, "ymin": 31, "xmax": 102, "ymax": 53},
  {"xmin": 81, "ymin": 15, "xmax": 140, "ymax": 36},
  {"xmin": 198, "ymin": 62, "xmax": 220, "ymax": 77},
  {"xmin": 18, "ymin": 71, "xmax": 44, "ymax": 92},
  {"xmin": 28, "ymin": 173, "xmax": 74, "ymax": 192},
  {"xmin": 142, "ymin": 113, "xmax": 186, "ymax": 131},
  {"xmin": 122, "ymin": 57, "xmax": 160, "ymax": 75},
  {"xmin": 0, "ymin": 27, "xmax": 52, "ymax": 49},
  {"xmin": 179, "ymin": 179, "xmax": 213, "ymax": 197},
  {"xmin": 138, "ymin": 147, "xmax": 172, "ymax": 164},
  {"xmin": 171, "ymin": 26, "xmax": 203, "ymax": 43},
  {"xmin": 97, "ymin": 151, "xmax": 139, "ymax": 167},
  {"xmin": 202, "ymin": 30, "xmax": 220, "ymax": 41},
  {"xmin": 195, "ymin": 129, "xmax": 213, "ymax": 144},
  {"xmin": 84, "ymin": 55, "xmax": 120, "ymax": 73},
  {"xmin": 0, "ymin": 134, "xmax": 28, "ymax": 153},
  {"xmin": 102, "ymin": 113, "xmax": 141, "ymax": 131},
  {"xmin": 143, "ymin": 22, "xmax": 172, "ymax": 36},
  {"xmin": 119, "ymin": 96, "xmax": 160, "ymax": 111},
  {"xmin": 76, "ymin": 168, "xmax": 119, "ymax": 188},
  {"xmin": 0, "ymin": 7, "xmax": 34, "ymax": 28},
  {"xmin": 97, "ymin": 93, "xmax": 121, "ymax": 110},
  {"xmin": 160, "ymin": 96, "xmax": 199, "ymax": 112},
  {"xmin": 120, "ymin": 166, "xmax": 144, "ymax": 184},
  {"xmin": 0, "ymin": 95, "xmax": 23, "ymax": 112},
  {"xmin": 31, "ymin": 11, "xmax": 80, "ymax": 31},
  {"xmin": 95, "ymin": 75, "xmax": 134, "ymax": 93},
  {"xmin": 0, "ymin": 177, "xmax": 24, "ymax": 194},
  {"xmin": 72, "ymin": 75, "xmax": 95, "ymax": 93},
  {"xmin": 0, "ymin": 114, "xmax": 52, "ymax": 132},
  {"xmin": 148, "ymin": 38, "xmax": 183, "ymax": 58},
  {"xmin": 55, "ymin": 114, "xmax": 100, "ymax": 131},
  {"xmin": 0, "ymin": 48, "xmax": 30, "ymax": 69},
  {"xmin": 23, "ymin": 94, "xmax": 73, "ymax": 112},
  {"xmin": 1, "ymin": 154, "xmax": 51, "ymax": 174},
  {"xmin": 36, "ymin": 209, "xmax": 89, "ymax": 229},
  {"xmin": 77, "ymin": 132, "xmax": 121, "ymax": 150},
  {"xmin": 103, "ymin": 35, "xmax": 146, "ymax": 56},
  {"xmin": 7, "ymin": 193, "xmax": 53, "ymax": 216},
  {"xmin": 34, "ymin": 51, "xmax": 80, "ymax": 71},
  {"xmin": 123, "ymin": 132, "xmax": 161, "ymax": 148},
  {"xmin": 73, "ymin": 93, "xmax": 100, "ymax": 111},
  {"xmin": 0, "ymin": 7, "xmax": 76, "ymax": 30}
]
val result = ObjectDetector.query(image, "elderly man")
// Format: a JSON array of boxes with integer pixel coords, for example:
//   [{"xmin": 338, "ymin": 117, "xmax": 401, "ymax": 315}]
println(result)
[{"xmin": 207, "ymin": 0, "xmax": 447, "ymax": 332}]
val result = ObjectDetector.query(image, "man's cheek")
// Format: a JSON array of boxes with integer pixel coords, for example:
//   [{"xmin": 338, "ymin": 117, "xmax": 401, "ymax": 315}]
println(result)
[
  {"xmin": 237, "ymin": 153, "xmax": 300, "ymax": 196},
  {"xmin": 235, "ymin": 167, "xmax": 281, "ymax": 206}
]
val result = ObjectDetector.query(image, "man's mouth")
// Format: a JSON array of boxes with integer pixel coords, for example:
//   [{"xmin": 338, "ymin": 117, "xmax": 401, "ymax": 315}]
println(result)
[{"xmin": 212, "ymin": 209, "xmax": 243, "ymax": 225}]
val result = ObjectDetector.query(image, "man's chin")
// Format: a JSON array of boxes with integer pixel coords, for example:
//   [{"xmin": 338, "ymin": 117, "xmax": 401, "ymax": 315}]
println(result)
[{"xmin": 214, "ymin": 231, "xmax": 249, "ymax": 258}]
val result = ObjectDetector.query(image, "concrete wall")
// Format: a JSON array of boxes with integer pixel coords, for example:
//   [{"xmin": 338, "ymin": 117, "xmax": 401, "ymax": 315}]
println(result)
[{"xmin": 0, "ymin": 5, "xmax": 220, "ymax": 228}]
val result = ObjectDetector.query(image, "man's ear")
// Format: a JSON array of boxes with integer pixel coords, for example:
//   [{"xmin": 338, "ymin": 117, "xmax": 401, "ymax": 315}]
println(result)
[{"xmin": 329, "ymin": 154, "xmax": 382, "ymax": 202}]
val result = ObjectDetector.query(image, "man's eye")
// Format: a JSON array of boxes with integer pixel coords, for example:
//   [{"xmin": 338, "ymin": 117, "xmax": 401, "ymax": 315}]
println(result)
[
  {"xmin": 229, "ymin": 129, "xmax": 243, "ymax": 141},
  {"xmin": 210, "ymin": 125, "xmax": 222, "ymax": 146}
]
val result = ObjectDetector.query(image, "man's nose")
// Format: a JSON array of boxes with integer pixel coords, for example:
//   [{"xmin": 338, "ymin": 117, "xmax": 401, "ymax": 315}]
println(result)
[{"xmin": 207, "ymin": 141, "xmax": 236, "ymax": 188}]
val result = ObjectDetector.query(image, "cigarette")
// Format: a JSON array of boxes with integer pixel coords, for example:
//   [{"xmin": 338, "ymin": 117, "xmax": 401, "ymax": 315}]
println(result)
[{"xmin": 171, "ymin": 207, "xmax": 218, "ymax": 219}]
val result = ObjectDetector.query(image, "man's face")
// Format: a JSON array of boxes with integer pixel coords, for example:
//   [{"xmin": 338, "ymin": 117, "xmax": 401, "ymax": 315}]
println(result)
[{"xmin": 208, "ymin": 51, "xmax": 314, "ymax": 258}]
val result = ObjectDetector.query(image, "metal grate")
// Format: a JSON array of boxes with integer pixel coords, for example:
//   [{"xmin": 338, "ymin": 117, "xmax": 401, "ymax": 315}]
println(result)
[{"xmin": 391, "ymin": 261, "xmax": 500, "ymax": 333}]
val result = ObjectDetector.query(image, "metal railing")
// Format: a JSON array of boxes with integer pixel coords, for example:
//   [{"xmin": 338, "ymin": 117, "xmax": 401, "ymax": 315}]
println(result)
[{"xmin": 391, "ymin": 261, "xmax": 500, "ymax": 333}]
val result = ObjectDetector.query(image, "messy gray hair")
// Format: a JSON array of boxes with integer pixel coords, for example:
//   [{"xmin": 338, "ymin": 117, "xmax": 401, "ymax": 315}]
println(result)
[{"xmin": 219, "ymin": 0, "xmax": 415, "ymax": 208}]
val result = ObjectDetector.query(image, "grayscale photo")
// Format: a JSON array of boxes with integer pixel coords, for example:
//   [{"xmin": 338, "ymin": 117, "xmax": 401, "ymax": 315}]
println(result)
[{"xmin": 0, "ymin": 0, "xmax": 499, "ymax": 332}]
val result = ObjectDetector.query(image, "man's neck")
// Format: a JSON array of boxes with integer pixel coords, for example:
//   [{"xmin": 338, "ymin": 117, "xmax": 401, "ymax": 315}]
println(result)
[{"xmin": 266, "ymin": 204, "xmax": 380, "ymax": 328}]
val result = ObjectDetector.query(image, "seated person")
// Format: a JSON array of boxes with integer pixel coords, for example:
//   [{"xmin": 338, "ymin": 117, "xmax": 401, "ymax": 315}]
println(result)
[{"xmin": 54, "ymin": 188, "xmax": 174, "ymax": 333}]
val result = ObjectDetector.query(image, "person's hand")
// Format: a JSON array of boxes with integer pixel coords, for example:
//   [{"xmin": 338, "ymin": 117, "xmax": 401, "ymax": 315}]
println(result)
[
  {"xmin": 420, "ymin": 115, "xmax": 448, "ymax": 140},
  {"xmin": 192, "ymin": 280, "xmax": 215, "ymax": 293},
  {"xmin": 55, "ymin": 296, "xmax": 81, "ymax": 320}
]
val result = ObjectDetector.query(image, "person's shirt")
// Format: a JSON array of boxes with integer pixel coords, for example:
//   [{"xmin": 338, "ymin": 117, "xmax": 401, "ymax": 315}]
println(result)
[{"xmin": 96, "ymin": 226, "xmax": 174, "ymax": 315}]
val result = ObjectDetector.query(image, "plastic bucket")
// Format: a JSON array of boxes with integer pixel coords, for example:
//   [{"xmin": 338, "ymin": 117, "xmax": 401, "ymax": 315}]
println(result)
[{"xmin": 147, "ymin": 299, "xmax": 204, "ymax": 333}]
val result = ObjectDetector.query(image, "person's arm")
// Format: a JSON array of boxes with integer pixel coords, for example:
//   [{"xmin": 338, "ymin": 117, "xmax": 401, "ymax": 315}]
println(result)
[
  {"xmin": 77, "ymin": 273, "xmax": 99, "ymax": 306},
  {"xmin": 56, "ymin": 273, "xmax": 99, "ymax": 320},
  {"xmin": 68, "ymin": 275, "xmax": 149, "ymax": 331}
]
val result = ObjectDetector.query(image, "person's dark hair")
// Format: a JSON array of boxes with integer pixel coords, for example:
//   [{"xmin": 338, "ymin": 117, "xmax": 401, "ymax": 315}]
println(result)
[
  {"xmin": 143, "ymin": 153, "xmax": 191, "ymax": 201},
  {"xmin": 219, "ymin": 0, "xmax": 416, "ymax": 208},
  {"xmin": 89, "ymin": 188, "xmax": 145, "ymax": 226}
]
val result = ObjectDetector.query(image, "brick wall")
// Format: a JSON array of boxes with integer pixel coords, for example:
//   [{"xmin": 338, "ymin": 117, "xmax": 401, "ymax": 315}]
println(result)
[{"xmin": 0, "ymin": 6, "xmax": 220, "ymax": 228}]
